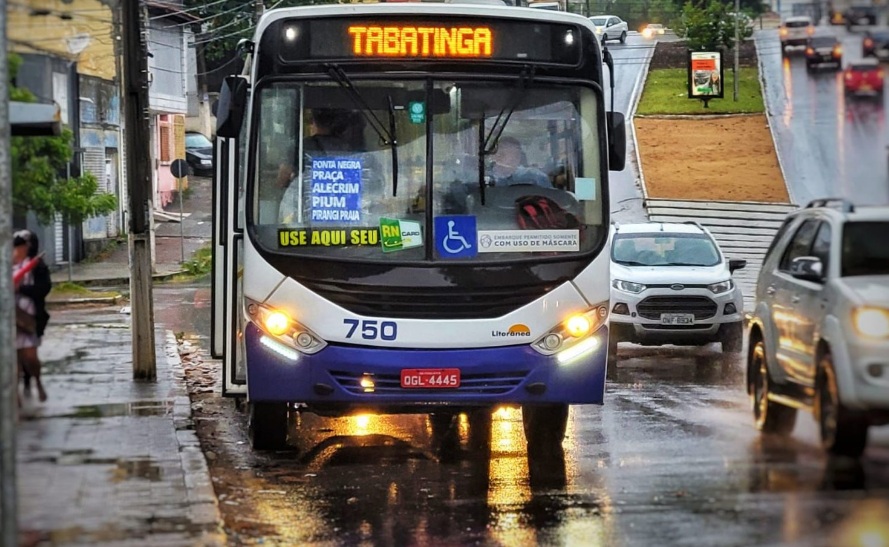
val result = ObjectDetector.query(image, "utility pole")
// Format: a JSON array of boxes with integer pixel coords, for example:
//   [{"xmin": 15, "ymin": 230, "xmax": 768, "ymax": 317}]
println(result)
[
  {"xmin": 122, "ymin": 0, "xmax": 157, "ymax": 379},
  {"xmin": 0, "ymin": 0, "xmax": 19, "ymax": 541},
  {"xmin": 733, "ymin": 0, "xmax": 740, "ymax": 101}
]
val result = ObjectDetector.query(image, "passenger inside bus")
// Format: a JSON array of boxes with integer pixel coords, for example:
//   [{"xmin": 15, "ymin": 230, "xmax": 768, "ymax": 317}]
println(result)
[
  {"xmin": 276, "ymin": 108, "xmax": 353, "ymax": 188},
  {"xmin": 487, "ymin": 136, "xmax": 552, "ymax": 188}
]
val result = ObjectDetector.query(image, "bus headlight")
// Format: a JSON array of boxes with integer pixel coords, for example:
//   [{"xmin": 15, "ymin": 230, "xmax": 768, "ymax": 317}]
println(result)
[
  {"xmin": 853, "ymin": 307, "xmax": 889, "ymax": 339},
  {"xmin": 247, "ymin": 299, "xmax": 327, "ymax": 354},
  {"xmin": 532, "ymin": 304, "xmax": 608, "ymax": 359}
]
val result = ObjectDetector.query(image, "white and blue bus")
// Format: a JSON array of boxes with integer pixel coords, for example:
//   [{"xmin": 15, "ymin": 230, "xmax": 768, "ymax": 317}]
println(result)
[{"xmin": 212, "ymin": 3, "xmax": 626, "ymax": 451}]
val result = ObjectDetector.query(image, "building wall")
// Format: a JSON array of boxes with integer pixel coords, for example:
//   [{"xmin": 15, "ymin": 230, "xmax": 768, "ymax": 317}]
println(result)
[{"xmin": 8, "ymin": 0, "xmax": 118, "ymax": 81}]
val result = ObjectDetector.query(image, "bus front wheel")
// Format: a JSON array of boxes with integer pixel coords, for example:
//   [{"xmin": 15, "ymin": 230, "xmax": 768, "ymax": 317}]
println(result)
[
  {"xmin": 249, "ymin": 402, "xmax": 290, "ymax": 450},
  {"xmin": 522, "ymin": 404, "xmax": 568, "ymax": 454}
]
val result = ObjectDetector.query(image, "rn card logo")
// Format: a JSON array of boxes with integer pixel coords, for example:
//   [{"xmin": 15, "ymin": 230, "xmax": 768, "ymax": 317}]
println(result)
[
  {"xmin": 492, "ymin": 324, "xmax": 532, "ymax": 338},
  {"xmin": 434, "ymin": 215, "xmax": 477, "ymax": 259},
  {"xmin": 380, "ymin": 217, "xmax": 423, "ymax": 253}
]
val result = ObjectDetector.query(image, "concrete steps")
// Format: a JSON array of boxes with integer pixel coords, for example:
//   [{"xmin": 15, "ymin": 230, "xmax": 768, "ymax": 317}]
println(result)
[{"xmin": 644, "ymin": 198, "xmax": 799, "ymax": 311}]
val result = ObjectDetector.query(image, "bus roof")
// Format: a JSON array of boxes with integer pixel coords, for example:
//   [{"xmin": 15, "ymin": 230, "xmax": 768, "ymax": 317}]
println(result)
[{"xmin": 256, "ymin": 3, "xmax": 598, "ymax": 38}]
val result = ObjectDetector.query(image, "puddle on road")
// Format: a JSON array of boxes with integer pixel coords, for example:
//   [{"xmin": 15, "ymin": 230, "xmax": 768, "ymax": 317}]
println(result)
[
  {"xmin": 71, "ymin": 400, "xmax": 175, "ymax": 418},
  {"xmin": 111, "ymin": 459, "xmax": 164, "ymax": 482}
]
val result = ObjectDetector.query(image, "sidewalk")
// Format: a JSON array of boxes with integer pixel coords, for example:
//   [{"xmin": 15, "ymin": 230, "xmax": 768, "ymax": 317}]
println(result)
[{"xmin": 10, "ymin": 176, "xmax": 225, "ymax": 545}]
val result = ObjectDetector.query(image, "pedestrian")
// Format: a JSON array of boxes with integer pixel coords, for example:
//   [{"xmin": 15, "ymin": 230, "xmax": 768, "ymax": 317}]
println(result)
[{"xmin": 13, "ymin": 229, "xmax": 52, "ymax": 402}]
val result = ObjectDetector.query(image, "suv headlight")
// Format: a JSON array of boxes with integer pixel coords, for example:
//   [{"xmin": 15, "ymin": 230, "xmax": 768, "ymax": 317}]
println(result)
[
  {"xmin": 612, "ymin": 279, "xmax": 646, "ymax": 294},
  {"xmin": 708, "ymin": 279, "xmax": 734, "ymax": 294},
  {"xmin": 532, "ymin": 304, "xmax": 609, "ymax": 363},
  {"xmin": 853, "ymin": 307, "xmax": 889, "ymax": 339},
  {"xmin": 246, "ymin": 299, "xmax": 327, "ymax": 355}
]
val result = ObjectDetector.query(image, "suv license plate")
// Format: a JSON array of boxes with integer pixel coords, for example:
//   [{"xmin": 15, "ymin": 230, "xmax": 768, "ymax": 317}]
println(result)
[
  {"xmin": 661, "ymin": 313, "xmax": 695, "ymax": 325},
  {"xmin": 401, "ymin": 368, "xmax": 460, "ymax": 389}
]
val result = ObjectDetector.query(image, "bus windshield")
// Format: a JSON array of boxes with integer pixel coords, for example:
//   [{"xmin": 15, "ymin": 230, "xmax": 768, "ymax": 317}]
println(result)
[{"xmin": 253, "ymin": 79, "xmax": 605, "ymax": 262}]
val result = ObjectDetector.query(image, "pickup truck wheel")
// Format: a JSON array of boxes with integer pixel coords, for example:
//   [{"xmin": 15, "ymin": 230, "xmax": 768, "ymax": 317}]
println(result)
[
  {"xmin": 751, "ymin": 341, "xmax": 797, "ymax": 435},
  {"xmin": 817, "ymin": 352, "xmax": 869, "ymax": 458},
  {"xmin": 249, "ymin": 402, "xmax": 290, "ymax": 450}
]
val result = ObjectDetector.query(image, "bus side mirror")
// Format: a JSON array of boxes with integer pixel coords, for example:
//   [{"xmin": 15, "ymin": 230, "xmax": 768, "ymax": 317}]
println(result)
[
  {"xmin": 607, "ymin": 111, "xmax": 626, "ymax": 172},
  {"xmin": 217, "ymin": 76, "xmax": 248, "ymax": 138}
]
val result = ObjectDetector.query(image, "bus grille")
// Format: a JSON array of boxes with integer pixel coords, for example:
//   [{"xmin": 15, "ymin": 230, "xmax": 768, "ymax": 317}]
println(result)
[
  {"xmin": 636, "ymin": 296, "xmax": 718, "ymax": 320},
  {"xmin": 302, "ymin": 281, "xmax": 552, "ymax": 319},
  {"xmin": 329, "ymin": 370, "xmax": 528, "ymax": 395}
]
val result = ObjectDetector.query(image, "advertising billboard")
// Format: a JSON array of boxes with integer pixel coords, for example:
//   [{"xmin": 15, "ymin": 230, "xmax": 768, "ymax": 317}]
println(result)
[{"xmin": 687, "ymin": 51, "xmax": 724, "ymax": 100}]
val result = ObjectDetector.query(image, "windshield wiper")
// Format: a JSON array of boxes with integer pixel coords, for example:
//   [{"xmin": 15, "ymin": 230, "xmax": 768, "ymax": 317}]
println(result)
[
  {"xmin": 614, "ymin": 260, "xmax": 652, "ymax": 266},
  {"xmin": 482, "ymin": 65, "xmax": 535, "ymax": 154},
  {"xmin": 387, "ymin": 95, "xmax": 398, "ymax": 197},
  {"xmin": 476, "ymin": 65, "xmax": 535, "ymax": 206},
  {"xmin": 326, "ymin": 64, "xmax": 399, "ymax": 195}
]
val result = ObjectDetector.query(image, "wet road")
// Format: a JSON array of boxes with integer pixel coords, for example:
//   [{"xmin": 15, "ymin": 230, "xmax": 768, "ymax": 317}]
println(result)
[
  {"xmin": 756, "ymin": 26, "xmax": 889, "ymax": 205},
  {"xmin": 606, "ymin": 34, "xmax": 657, "ymax": 223},
  {"xmin": 153, "ymin": 285, "xmax": 889, "ymax": 546}
]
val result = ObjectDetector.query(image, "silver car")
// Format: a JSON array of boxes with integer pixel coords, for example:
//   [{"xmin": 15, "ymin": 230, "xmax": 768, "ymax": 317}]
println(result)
[
  {"xmin": 747, "ymin": 199, "xmax": 889, "ymax": 458},
  {"xmin": 589, "ymin": 15, "xmax": 628, "ymax": 44}
]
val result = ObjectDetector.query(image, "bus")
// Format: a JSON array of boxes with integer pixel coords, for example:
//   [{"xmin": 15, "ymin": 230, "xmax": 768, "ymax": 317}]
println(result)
[{"xmin": 212, "ymin": 3, "xmax": 627, "ymax": 451}]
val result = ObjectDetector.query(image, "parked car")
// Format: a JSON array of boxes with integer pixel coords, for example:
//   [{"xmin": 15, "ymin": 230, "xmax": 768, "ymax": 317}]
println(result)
[
  {"xmin": 608, "ymin": 222, "xmax": 747, "ymax": 367},
  {"xmin": 844, "ymin": 4, "xmax": 877, "ymax": 27},
  {"xmin": 844, "ymin": 59, "xmax": 884, "ymax": 98},
  {"xmin": 185, "ymin": 132, "xmax": 214, "ymax": 176},
  {"xmin": 746, "ymin": 199, "xmax": 889, "ymax": 458},
  {"xmin": 589, "ymin": 15, "xmax": 628, "ymax": 44},
  {"xmin": 780, "ymin": 16, "xmax": 815, "ymax": 56},
  {"xmin": 805, "ymin": 35, "xmax": 842, "ymax": 72},
  {"xmin": 863, "ymin": 30, "xmax": 889, "ymax": 60},
  {"xmin": 641, "ymin": 23, "xmax": 666, "ymax": 39}
]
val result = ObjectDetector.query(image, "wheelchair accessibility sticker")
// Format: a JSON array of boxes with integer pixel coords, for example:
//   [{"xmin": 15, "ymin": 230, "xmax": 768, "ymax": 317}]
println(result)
[{"xmin": 434, "ymin": 216, "xmax": 477, "ymax": 258}]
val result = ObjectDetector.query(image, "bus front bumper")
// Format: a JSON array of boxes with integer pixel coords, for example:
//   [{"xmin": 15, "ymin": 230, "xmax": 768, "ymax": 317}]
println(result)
[{"xmin": 244, "ymin": 323, "xmax": 607, "ymax": 407}]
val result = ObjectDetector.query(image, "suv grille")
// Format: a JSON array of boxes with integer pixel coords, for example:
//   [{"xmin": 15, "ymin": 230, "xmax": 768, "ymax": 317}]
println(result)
[
  {"xmin": 301, "ymin": 281, "xmax": 553, "ymax": 320},
  {"xmin": 637, "ymin": 296, "xmax": 718, "ymax": 320}
]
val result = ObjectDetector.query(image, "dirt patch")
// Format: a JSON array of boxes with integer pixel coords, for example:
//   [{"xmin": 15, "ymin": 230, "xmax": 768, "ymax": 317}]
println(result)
[{"xmin": 635, "ymin": 115, "xmax": 790, "ymax": 203}]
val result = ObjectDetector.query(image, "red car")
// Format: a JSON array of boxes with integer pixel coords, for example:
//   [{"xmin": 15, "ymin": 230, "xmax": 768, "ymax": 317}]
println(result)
[{"xmin": 844, "ymin": 59, "xmax": 885, "ymax": 98}]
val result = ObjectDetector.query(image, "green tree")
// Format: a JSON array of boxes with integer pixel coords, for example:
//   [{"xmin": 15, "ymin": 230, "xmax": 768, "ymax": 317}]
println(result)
[
  {"xmin": 675, "ymin": 0, "xmax": 753, "ymax": 51},
  {"xmin": 10, "ymin": 53, "xmax": 117, "ymax": 226}
]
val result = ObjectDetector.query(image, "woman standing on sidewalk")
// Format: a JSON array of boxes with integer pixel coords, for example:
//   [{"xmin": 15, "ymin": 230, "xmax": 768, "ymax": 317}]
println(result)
[{"xmin": 13, "ymin": 229, "xmax": 51, "ymax": 402}]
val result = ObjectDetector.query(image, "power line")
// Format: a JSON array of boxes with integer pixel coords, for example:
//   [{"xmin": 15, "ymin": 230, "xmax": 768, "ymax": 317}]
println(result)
[{"xmin": 146, "ymin": 0, "xmax": 230, "ymax": 20}]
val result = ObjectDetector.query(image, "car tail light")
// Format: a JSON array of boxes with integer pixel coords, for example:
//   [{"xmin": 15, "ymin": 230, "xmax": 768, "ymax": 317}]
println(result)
[
  {"xmin": 780, "ymin": 27, "xmax": 788, "ymax": 37},
  {"xmin": 879, "ymin": 69, "xmax": 886, "ymax": 79},
  {"xmin": 833, "ymin": 45, "xmax": 842, "ymax": 57},
  {"xmin": 806, "ymin": 47, "xmax": 814, "ymax": 56},
  {"xmin": 807, "ymin": 26, "xmax": 815, "ymax": 35},
  {"xmin": 845, "ymin": 71, "xmax": 853, "ymax": 80},
  {"xmin": 864, "ymin": 38, "xmax": 874, "ymax": 49}
]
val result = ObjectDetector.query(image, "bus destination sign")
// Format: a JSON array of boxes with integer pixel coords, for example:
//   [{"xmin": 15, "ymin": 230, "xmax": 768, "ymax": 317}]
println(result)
[{"xmin": 347, "ymin": 25, "xmax": 493, "ymax": 58}]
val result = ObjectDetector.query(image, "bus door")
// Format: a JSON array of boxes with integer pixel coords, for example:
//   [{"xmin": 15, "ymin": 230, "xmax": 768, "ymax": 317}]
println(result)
[{"xmin": 212, "ymin": 76, "xmax": 248, "ymax": 397}]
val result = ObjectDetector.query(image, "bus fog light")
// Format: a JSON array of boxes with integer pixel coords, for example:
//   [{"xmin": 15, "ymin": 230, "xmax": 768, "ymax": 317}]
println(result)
[
  {"xmin": 867, "ymin": 364, "xmax": 884, "ymax": 378},
  {"xmin": 260, "ymin": 335, "xmax": 300, "ymax": 362},
  {"xmin": 295, "ymin": 332, "xmax": 315, "ymax": 348},
  {"xmin": 542, "ymin": 334, "xmax": 562, "ymax": 351},
  {"xmin": 265, "ymin": 311, "xmax": 290, "ymax": 336},
  {"xmin": 360, "ymin": 374, "xmax": 375, "ymax": 393},
  {"xmin": 556, "ymin": 336, "xmax": 601, "ymax": 365}
]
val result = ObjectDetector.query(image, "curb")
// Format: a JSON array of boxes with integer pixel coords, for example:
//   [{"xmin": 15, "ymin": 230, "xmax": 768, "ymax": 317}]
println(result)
[
  {"xmin": 163, "ymin": 330, "xmax": 228, "ymax": 544},
  {"xmin": 628, "ymin": 42, "xmax": 656, "ymax": 204},
  {"xmin": 754, "ymin": 34, "xmax": 797, "ymax": 205}
]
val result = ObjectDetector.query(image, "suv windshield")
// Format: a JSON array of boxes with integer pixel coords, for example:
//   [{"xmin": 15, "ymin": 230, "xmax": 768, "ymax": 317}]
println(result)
[
  {"xmin": 186, "ymin": 133, "xmax": 212, "ymax": 148},
  {"xmin": 252, "ymin": 79, "xmax": 604, "ymax": 263},
  {"xmin": 785, "ymin": 20, "xmax": 811, "ymax": 28},
  {"xmin": 612, "ymin": 233, "xmax": 721, "ymax": 267},
  {"xmin": 842, "ymin": 222, "xmax": 889, "ymax": 276}
]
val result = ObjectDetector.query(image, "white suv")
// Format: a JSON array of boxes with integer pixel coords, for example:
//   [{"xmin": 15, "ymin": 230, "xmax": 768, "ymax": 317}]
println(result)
[
  {"xmin": 780, "ymin": 16, "xmax": 815, "ymax": 55},
  {"xmin": 747, "ymin": 199, "xmax": 889, "ymax": 457},
  {"xmin": 608, "ymin": 223, "xmax": 747, "ymax": 366}
]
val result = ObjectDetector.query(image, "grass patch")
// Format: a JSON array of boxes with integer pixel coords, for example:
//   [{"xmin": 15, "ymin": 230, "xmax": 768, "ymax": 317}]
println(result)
[
  {"xmin": 49, "ymin": 281, "xmax": 120, "ymax": 300},
  {"xmin": 177, "ymin": 245, "xmax": 213, "ymax": 279},
  {"xmin": 636, "ymin": 68, "xmax": 765, "ymax": 115}
]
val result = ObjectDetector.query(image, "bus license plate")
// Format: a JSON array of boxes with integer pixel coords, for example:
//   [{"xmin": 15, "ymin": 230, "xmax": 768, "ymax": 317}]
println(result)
[
  {"xmin": 401, "ymin": 369, "xmax": 460, "ymax": 389},
  {"xmin": 661, "ymin": 313, "xmax": 695, "ymax": 325}
]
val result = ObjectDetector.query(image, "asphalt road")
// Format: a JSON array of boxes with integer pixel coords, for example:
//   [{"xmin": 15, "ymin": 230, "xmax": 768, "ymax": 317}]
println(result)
[
  {"xmin": 756, "ymin": 25, "xmax": 889, "ymax": 205},
  {"xmin": 605, "ymin": 33, "xmax": 657, "ymax": 224},
  {"xmin": 154, "ymin": 285, "xmax": 889, "ymax": 546}
]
